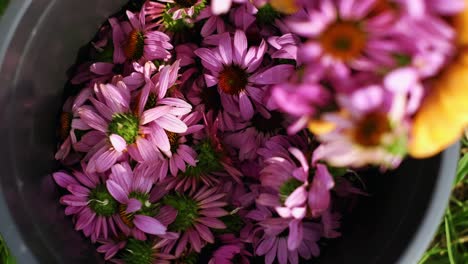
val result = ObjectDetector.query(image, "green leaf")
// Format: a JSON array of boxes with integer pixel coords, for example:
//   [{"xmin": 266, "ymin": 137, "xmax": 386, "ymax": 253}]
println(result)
[{"xmin": 456, "ymin": 153, "xmax": 468, "ymax": 184}]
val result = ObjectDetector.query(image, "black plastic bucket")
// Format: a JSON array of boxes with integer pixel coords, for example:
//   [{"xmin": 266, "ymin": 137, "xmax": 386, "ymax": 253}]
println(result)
[{"xmin": 0, "ymin": 1, "xmax": 459, "ymax": 263}]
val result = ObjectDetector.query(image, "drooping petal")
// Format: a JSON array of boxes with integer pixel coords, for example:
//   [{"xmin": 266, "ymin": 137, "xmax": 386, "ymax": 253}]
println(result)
[{"xmin": 133, "ymin": 215, "xmax": 167, "ymax": 235}]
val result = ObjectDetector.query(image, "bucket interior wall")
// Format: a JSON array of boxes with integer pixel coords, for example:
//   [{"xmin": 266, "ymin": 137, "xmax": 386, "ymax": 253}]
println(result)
[{"xmin": 0, "ymin": 1, "xmax": 456, "ymax": 263}]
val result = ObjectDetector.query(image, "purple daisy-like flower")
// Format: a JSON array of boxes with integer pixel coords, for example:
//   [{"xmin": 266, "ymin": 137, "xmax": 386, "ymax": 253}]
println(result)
[
  {"xmin": 314, "ymin": 67, "xmax": 421, "ymax": 169},
  {"xmin": 77, "ymin": 71, "xmax": 191, "ymax": 172},
  {"xmin": 259, "ymin": 144, "xmax": 336, "ymax": 219},
  {"xmin": 53, "ymin": 162, "xmax": 120, "ymax": 242},
  {"xmin": 154, "ymin": 112, "xmax": 204, "ymax": 180},
  {"xmin": 195, "ymin": 30, "xmax": 295, "ymax": 120},
  {"xmin": 255, "ymin": 216, "xmax": 322, "ymax": 264},
  {"xmin": 162, "ymin": 114, "xmax": 242, "ymax": 192},
  {"xmin": 110, "ymin": 10, "xmax": 173, "ymax": 63},
  {"xmin": 106, "ymin": 162, "xmax": 177, "ymax": 240},
  {"xmin": 287, "ymin": 0, "xmax": 401, "ymax": 76},
  {"xmin": 55, "ymin": 89, "xmax": 92, "ymax": 163},
  {"xmin": 187, "ymin": 76, "xmax": 238, "ymax": 132},
  {"xmin": 154, "ymin": 186, "xmax": 228, "ymax": 257}
]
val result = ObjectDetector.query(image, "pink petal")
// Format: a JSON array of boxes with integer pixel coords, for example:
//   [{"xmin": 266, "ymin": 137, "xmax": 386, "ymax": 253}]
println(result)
[
  {"xmin": 157, "ymin": 115, "xmax": 188, "ymax": 133},
  {"xmin": 194, "ymin": 48, "xmax": 223, "ymax": 72},
  {"xmin": 141, "ymin": 106, "xmax": 172, "ymax": 125},
  {"xmin": 94, "ymin": 149, "xmax": 120, "ymax": 173},
  {"xmin": 278, "ymin": 238, "xmax": 288, "ymax": 264},
  {"xmin": 106, "ymin": 180, "xmax": 129, "ymax": 204},
  {"xmin": 218, "ymin": 32, "xmax": 233, "ymax": 65},
  {"xmin": 53, "ymin": 172, "xmax": 78, "ymax": 188},
  {"xmin": 109, "ymin": 134, "xmax": 127, "ymax": 152},
  {"xmin": 211, "ymin": 0, "xmax": 232, "ymax": 15},
  {"xmin": 239, "ymin": 92, "xmax": 254, "ymax": 120},
  {"xmin": 78, "ymin": 107, "xmax": 108, "ymax": 132},
  {"xmin": 285, "ymin": 186, "xmax": 307, "ymax": 208},
  {"xmin": 133, "ymin": 215, "xmax": 167, "ymax": 235},
  {"xmin": 197, "ymin": 217, "xmax": 226, "ymax": 229},
  {"xmin": 250, "ymin": 64, "xmax": 295, "ymax": 85},
  {"xmin": 90, "ymin": 62, "xmax": 114, "ymax": 75},
  {"xmin": 194, "ymin": 223, "xmax": 215, "ymax": 243},
  {"xmin": 126, "ymin": 198, "xmax": 142, "ymax": 213},
  {"xmin": 288, "ymin": 220, "xmax": 303, "ymax": 251},
  {"xmin": 234, "ymin": 30, "xmax": 247, "ymax": 65}
]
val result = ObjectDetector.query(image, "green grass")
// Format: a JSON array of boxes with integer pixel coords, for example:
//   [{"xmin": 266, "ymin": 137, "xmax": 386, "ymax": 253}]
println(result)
[
  {"xmin": 0, "ymin": 234, "xmax": 16, "ymax": 264},
  {"xmin": 419, "ymin": 137, "xmax": 468, "ymax": 264}
]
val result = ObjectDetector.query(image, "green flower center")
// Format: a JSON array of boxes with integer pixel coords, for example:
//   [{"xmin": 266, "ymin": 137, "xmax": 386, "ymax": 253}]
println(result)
[
  {"xmin": 120, "ymin": 239, "xmax": 155, "ymax": 264},
  {"xmin": 251, "ymin": 112, "xmax": 284, "ymax": 135},
  {"xmin": 256, "ymin": 4, "xmax": 281, "ymax": 25},
  {"xmin": 88, "ymin": 185, "xmax": 119, "ymax": 217},
  {"xmin": 279, "ymin": 179, "xmax": 303, "ymax": 203},
  {"xmin": 183, "ymin": 140, "xmax": 223, "ymax": 178},
  {"xmin": 163, "ymin": 193, "xmax": 199, "ymax": 232},
  {"xmin": 108, "ymin": 113, "xmax": 139, "ymax": 144}
]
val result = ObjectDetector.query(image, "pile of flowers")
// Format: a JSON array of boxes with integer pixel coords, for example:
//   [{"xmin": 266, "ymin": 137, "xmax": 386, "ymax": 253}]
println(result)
[{"xmin": 53, "ymin": 0, "xmax": 468, "ymax": 263}]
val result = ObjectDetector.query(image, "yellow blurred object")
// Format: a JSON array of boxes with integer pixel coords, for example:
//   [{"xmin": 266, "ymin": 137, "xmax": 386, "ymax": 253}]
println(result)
[
  {"xmin": 454, "ymin": 4, "xmax": 468, "ymax": 46},
  {"xmin": 308, "ymin": 119, "xmax": 336, "ymax": 136},
  {"xmin": 269, "ymin": 0, "xmax": 300, "ymax": 15},
  {"xmin": 408, "ymin": 55, "xmax": 468, "ymax": 158}
]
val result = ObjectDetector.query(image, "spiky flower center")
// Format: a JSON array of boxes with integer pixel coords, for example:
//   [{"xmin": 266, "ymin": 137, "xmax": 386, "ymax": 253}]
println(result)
[
  {"xmin": 183, "ymin": 140, "xmax": 223, "ymax": 178},
  {"xmin": 279, "ymin": 179, "xmax": 302, "ymax": 203},
  {"xmin": 108, "ymin": 113, "xmax": 140, "ymax": 144},
  {"xmin": 352, "ymin": 112, "xmax": 392, "ymax": 147},
  {"xmin": 119, "ymin": 192, "xmax": 157, "ymax": 227},
  {"xmin": 251, "ymin": 112, "xmax": 284, "ymax": 135},
  {"xmin": 124, "ymin": 30, "xmax": 145, "ymax": 60},
  {"xmin": 88, "ymin": 185, "xmax": 119, "ymax": 217},
  {"xmin": 174, "ymin": 0, "xmax": 198, "ymax": 8},
  {"xmin": 163, "ymin": 193, "xmax": 199, "ymax": 232},
  {"xmin": 59, "ymin": 112, "xmax": 72, "ymax": 141},
  {"xmin": 167, "ymin": 131, "xmax": 180, "ymax": 153},
  {"xmin": 257, "ymin": 4, "xmax": 280, "ymax": 25},
  {"xmin": 200, "ymin": 86, "xmax": 222, "ymax": 114},
  {"xmin": 320, "ymin": 21, "xmax": 367, "ymax": 62},
  {"xmin": 120, "ymin": 239, "xmax": 155, "ymax": 264},
  {"xmin": 218, "ymin": 65, "xmax": 249, "ymax": 95}
]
